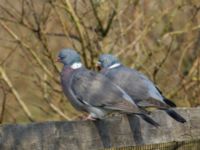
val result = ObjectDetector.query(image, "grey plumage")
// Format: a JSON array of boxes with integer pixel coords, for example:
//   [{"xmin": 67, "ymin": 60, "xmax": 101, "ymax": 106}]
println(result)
[
  {"xmin": 98, "ymin": 54, "xmax": 186, "ymax": 123},
  {"xmin": 58, "ymin": 48, "xmax": 159, "ymax": 126}
]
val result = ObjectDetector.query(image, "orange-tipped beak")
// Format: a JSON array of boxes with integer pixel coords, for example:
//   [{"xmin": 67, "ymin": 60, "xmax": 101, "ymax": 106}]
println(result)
[
  {"xmin": 55, "ymin": 57, "xmax": 61, "ymax": 62},
  {"xmin": 96, "ymin": 61, "xmax": 101, "ymax": 71}
]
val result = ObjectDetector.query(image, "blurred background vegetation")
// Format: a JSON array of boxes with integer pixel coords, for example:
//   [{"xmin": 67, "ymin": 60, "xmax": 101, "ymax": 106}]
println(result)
[{"xmin": 0, "ymin": 0, "xmax": 199, "ymax": 123}]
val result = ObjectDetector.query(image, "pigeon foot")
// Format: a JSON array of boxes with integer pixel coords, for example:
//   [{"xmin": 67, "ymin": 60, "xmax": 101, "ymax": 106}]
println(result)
[{"xmin": 83, "ymin": 114, "xmax": 96, "ymax": 121}]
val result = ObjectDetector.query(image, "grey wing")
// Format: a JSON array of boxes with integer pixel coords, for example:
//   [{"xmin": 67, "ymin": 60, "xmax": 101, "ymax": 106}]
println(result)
[
  {"xmin": 132, "ymin": 69, "xmax": 165, "ymax": 102},
  {"xmin": 105, "ymin": 67, "xmax": 167, "ymax": 108},
  {"xmin": 71, "ymin": 70, "xmax": 140, "ymax": 113}
]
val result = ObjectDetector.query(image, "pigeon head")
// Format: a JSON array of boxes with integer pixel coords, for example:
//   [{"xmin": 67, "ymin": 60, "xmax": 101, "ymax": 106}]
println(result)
[
  {"xmin": 98, "ymin": 54, "xmax": 121, "ymax": 69},
  {"xmin": 57, "ymin": 48, "xmax": 81, "ymax": 67}
]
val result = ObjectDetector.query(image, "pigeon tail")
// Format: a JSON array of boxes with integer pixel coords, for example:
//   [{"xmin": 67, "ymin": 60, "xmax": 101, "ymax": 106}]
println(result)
[
  {"xmin": 163, "ymin": 98, "xmax": 176, "ymax": 107},
  {"xmin": 138, "ymin": 114, "xmax": 160, "ymax": 128},
  {"xmin": 165, "ymin": 109, "xmax": 186, "ymax": 123},
  {"xmin": 155, "ymin": 86, "xmax": 176, "ymax": 107}
]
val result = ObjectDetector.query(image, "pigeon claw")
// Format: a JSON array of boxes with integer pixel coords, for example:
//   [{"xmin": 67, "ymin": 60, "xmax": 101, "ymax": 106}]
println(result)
[{"xmin": 83, "ymin": 114, "xmax": 96, "ymax": 121}]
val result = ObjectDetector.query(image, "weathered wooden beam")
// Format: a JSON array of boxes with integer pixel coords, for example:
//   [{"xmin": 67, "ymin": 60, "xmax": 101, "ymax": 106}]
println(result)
[{"xmin": 0, "ymin": 107, "xmax": 199, "ymax": 150}]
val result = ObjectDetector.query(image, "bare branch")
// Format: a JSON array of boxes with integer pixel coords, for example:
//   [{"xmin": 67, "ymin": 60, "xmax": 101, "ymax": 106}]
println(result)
[
  {"xmin": 0, "ymin": 21, "xmax": 59, "ymax": 84},
  {"xmin": 0, "ymin": 66, "xmax": 34, "ymax": 121}
]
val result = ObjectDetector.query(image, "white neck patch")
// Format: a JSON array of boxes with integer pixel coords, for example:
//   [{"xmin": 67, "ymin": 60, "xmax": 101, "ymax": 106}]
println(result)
[
  {"xmin": 108, "ymin": 63, "xmax": 121, "ymax": 69},
  {"xmin": 70, "ymin": 62, "xmax": 82, "ymax": 69}
]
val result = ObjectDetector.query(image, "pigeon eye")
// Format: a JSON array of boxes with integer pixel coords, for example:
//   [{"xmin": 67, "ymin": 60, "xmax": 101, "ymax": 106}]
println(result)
[{"xmin": 60, "ymin": 56, "xmax": 65, "ymax": 59}]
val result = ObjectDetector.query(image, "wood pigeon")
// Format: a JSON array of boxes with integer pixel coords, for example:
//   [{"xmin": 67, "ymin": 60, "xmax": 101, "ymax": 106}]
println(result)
[
  {"xmin": 57, "ymin": 48, "xmax": 159, "ymax": 127},
  {"xmin": 98, "ymin": 54, "xmax": 186, "ymax": 123}
]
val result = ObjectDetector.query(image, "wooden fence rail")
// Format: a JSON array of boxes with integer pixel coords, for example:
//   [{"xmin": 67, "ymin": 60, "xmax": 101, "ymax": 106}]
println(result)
[{"xmin": 0, "ymin": 107, "xmax": 199, "ymax": 150}]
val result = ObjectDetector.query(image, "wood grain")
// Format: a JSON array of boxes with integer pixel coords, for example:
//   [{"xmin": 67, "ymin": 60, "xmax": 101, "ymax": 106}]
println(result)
[{"xmin": 0, "ymin": 107, "xmax": 199, "ymax": 150}]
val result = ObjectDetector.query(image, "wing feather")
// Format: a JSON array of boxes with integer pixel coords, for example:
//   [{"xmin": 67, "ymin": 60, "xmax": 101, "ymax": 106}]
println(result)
[
  {"xmin": 102, "ymin": 67, "xmax": 168, "ymax": 108},
  {"xmin": 71, "ymin": 69, "xmax": 140, "ymax": 113}
]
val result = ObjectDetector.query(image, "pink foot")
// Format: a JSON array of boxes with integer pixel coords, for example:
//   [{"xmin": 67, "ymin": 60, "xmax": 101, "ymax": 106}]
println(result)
[{"xmin": 83, "ymin": 114, "xmax": 96, "ymax": 121}]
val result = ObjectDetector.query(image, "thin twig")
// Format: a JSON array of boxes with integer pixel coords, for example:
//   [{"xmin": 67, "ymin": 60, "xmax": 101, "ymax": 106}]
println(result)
[
  {"xmin": 43, "ymin": 74, "xmax": 71, "ymax": 120},
  {"xmin": 0, "ymin": 21, "xmax": 59, "ymax": 84},
  {"xmin": 64, "ymin": 0, "xmax": 88, "ymax": 67},
  {"xmin": 0, "ymin": 66, "xmax": 34, "ymax": 121},
  {"xmin": 0, "ymin": 82, "xmax": 7, "ymax": 123}
]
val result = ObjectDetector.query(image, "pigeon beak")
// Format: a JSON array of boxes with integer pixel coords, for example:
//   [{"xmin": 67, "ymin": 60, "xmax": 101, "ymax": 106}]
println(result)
[
  {"xmin": 96, "ymin": 61, "xmax": 101, "ymax": 71},
  {"xmin": 56, "ymin": 57, "xmax": 61, "ymax": 62}
]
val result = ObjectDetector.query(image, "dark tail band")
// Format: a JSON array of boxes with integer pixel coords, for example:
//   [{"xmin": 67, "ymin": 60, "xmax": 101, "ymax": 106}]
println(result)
[
  {"xmin": 165, "ymin": 109, "xmax": 186, "ymax": 123},
  {"xmin": 164, "ymin": 98, "xmax": 177, "ymax": 107},
  {"xmin": 155, "ymin": 86, "xmax": 177, "ymax": 108},
  {"xmin": 139, "ymin": 114, "xmax": 160, "ymax": 127}
]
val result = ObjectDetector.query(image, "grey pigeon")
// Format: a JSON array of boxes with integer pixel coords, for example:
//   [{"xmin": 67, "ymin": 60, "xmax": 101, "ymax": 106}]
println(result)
[
  {"xmin": 98, "ymin": 54, "xmax": 186, "ymax": 123},
  {"xmin": 57, "ymin": 48, "xmax": 159, "ymax": 126}
]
